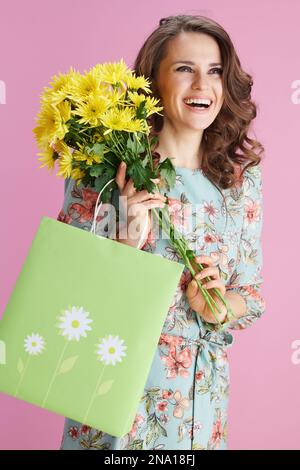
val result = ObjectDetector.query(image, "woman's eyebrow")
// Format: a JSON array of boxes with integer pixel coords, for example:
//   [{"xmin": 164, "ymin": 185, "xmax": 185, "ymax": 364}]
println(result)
[{"xmin": 171, "ymin": 60, "xmax": 223, "ymax": 66}]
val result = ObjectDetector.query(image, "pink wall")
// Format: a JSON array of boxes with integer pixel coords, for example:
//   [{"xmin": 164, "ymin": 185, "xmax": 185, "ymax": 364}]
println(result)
[{"xmin": 0, "ymin": 0, "xmax": 299, "ymax": 450}]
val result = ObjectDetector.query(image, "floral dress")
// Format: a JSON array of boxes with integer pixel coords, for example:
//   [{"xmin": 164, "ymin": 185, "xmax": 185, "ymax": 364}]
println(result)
[{"xmin": 57, "ymin": 163, "xmax": 266, "ymax": 450}]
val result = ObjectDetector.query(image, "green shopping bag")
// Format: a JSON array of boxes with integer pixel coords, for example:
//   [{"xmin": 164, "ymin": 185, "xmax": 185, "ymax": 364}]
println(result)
[{"xmin": 0, "ymin": 216, "xmax": 183, "ymax": 437}]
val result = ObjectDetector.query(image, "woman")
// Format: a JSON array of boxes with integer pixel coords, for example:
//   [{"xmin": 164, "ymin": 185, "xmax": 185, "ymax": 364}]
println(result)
[{"xmin": 59, "ymin": 14, "xmax": 266, "ymax": 450}]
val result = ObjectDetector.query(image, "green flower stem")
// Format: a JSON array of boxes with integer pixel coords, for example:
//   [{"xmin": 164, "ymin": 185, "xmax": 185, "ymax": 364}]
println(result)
[
  {"xmin": 101, "ymin": 155, "xmax": 117, "ymax": 169},
  {"xmin": 108, "ymin": 131, "xmax": 126, "ymax": 160}
]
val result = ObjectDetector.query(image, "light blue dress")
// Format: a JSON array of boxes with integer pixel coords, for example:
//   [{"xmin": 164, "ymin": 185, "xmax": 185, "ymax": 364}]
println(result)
[{"xmin": 58, "ymin": 163, "xmax": 266, "ymax": 450}]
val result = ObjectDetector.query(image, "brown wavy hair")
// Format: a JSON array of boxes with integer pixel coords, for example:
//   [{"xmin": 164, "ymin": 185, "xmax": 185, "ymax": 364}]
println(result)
[{"xmin": 132, "ymin": 14, "xmax": 265, "ymax": 195}]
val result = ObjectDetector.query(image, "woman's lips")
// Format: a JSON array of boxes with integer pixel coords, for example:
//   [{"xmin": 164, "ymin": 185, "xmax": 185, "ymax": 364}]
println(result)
[{"xmin": 183, "ymin": 101, "xmax": 213, "ymax": 113}]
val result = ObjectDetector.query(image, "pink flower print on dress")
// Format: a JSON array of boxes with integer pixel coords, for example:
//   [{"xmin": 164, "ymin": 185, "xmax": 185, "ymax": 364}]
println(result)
[
  {"xmin": 161, "ymin": 346, "xmax": 192, "ymax": 379},
  {"xmin": 128, "ymin": 414, "xmax": 144, "ymax": 439},
  {"xmin": 162, "ymin": 389, "xmax": 173, "ymax": 399},
  {"xmin": 156, "ymin": 401, "xmax": 168, "ymax": 412},
  {"xmin": 210, "ymin": 418, "xmax": 224, "ymax": 449},
  {"xmin": 167, "ymin": 198, "xmax": 192, "ymax": 233},
  {"xmin": 68, "ymin": 188, "xmax": 104, "ymax": 224},
  {"xmin": 80, "ymin": 425, "xmax": 92, "ymax": 435},
  {"xmin": 210, "ymin": 244, "xmax": 230, "ymax": 271},
  {"xmin": 173, "ymin": 390, "xmax": 190, "ymax": 419},
  {"xmin": 179, "ymin": 270, "xmax": 192, "ymax": 292},
  {"xmin": 202, "ymin": 201, "xmax": 219, "ymax": 224},
  {"xmin": 244, "ymin": 199, "xmax": 261, "ymax": 228},
  {"xmin": 196, "ymin": 370, "xmax": 204, "ymax": 381},
  {"xmin": 57, "ymin": 209, "xmax": 72, "ymax": 224},
  {"xmin": 68, "ymin": 426, "xmax": 79, "ymax": 440},
  {"xmin": 159, "ymin": 333, "xmax": 183, "ymax": 352}
]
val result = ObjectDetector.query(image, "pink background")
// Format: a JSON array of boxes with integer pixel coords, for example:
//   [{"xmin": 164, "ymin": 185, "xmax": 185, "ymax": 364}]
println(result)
[{"xmin": 0, "ymin": 0, "xmax": 299, "ymax": 450}]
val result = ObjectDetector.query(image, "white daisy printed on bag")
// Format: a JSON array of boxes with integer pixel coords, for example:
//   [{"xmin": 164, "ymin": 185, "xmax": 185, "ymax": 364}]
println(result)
[
  {"xmin": 57, "ymin": 306, "xmax": 93, "ymax": 341},
  {"xmin": 96, "ymin": 335, "xmax": 127, "ymax": 366},
  {"xmin": 24, "ymin": 333, "xmax": 46, "ymax": 356}
]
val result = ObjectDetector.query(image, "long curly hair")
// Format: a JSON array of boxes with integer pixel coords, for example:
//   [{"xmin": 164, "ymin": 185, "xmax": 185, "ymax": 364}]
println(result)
[{"xmin": 132, "ymin": 14, "xmax": 265, "ymax": 195}]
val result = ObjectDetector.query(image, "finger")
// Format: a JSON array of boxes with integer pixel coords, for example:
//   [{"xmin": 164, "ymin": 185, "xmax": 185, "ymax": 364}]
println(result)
[
  {"xmin": 115, "ymin": 162, "xmax": 127, "ymax": 192},
  {"xmin": 201, "ymin": 280, "xmax": 226, "ymax": 296},
  {"xmin": 123, "ymin": 178, "xmax": 137, "ymax": 197},
  {"xmin": 139, "ymin": 200, "xmax": 166, "ymax": 210},
  {"xmin": 130, "ymin": 190, "xmax": 166, "ymax": 205},
  {"xmin": 128, "ymin": 200, "xmax": 165, "ymax": 218},
  {"xmin": 150, "ymin": 178, "xmax": 160, "ymax": 184},
  {"xmin": 195, "ymin": 267, "xmax": 220, "ymax": 281}
]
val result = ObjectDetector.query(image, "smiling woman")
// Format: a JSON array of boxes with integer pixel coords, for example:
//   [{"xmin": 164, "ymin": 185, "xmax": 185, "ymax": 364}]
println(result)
[{"xmin": 59, "ymin": 14, "xmax": 266, "ymax": 451}]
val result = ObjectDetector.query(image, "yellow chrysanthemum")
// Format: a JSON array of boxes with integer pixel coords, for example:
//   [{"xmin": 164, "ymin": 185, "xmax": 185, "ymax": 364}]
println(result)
[
  {"xmin": 97, "ymin": 58, "xmax": 131, "ymax": 86},
  {"xmin": 69, "ymin": 67, "xmax": 103, "ymax": 102},
  {"xmin": 144, "ymin": 96, "xmax": 164, "ymax": 117},
  {"xmin": 125, "ymin": 73, "xmax": 151, "ymax": 93},
  {"xmin": 56, "ymin": 100, "xmax": 71, "ymax": 122},
  {"xmin": 37, "ymin": 146, "xmax": 56, "ymax": 173},
  {"xmin": 33, "ymin": 102, "xmax": 69, "ymax": 149},
  {"xmin": 41, "ymin": 67, "xmax": 81, "ymax": 106},
  {"xmin": 71, "ymin": 92, "xmax": 110, "ymax": 126},
  {"xmin": 127, "ymin": 91, "xmax": 147, "ymax": 107},
  {"xmin": 71, "ymin": 167, "xmax": 86, "ymax": 186},
  {"xmin": 100, "ymin": 107, "xmax": 137, "ymax": 133},
  {"xmin": 125, "ymin": 119, "xmax": 148, "ymax": 133},
  {"xmin": 55, "ymin": 141, "xmax": 74, "ymax": 178},
  {"xmin": 73, "ymin": 149, "xmax": 103, "ymax": 166}
]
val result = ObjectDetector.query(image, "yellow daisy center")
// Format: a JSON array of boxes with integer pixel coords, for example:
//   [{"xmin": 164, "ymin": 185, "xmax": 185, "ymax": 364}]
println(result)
[
  {"xmin": 108, "ymin": 347, "xmax": 116, "ymax": 354},
  {"xmin": 72, "ymin": 320, "xmax": 80, "ymax": 328},
  {"xmin": 32, "ymin": 341, "xmax": 37, "ymax": 347}
]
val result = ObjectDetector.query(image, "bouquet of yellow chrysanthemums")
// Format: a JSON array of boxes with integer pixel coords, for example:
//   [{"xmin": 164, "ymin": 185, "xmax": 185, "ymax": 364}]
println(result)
[{"xmin": 33, "ymin": 58, "xmax": 236, "ymax": 328}]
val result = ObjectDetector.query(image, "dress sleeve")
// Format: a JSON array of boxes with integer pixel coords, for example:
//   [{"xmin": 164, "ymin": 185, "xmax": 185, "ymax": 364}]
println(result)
[
  {"xmin": 56, "ymin": 177, "xmax": 118, "ymax": 240},
  {"xmin": 225, "ymin": 163, "xmax": 266, "ymax": 330}
]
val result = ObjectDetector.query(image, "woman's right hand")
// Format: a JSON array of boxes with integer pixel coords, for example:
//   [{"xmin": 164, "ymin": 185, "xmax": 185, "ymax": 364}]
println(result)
[{"xmin": 115, "ymin": 161, "xmax": 167, "ymax": 248}]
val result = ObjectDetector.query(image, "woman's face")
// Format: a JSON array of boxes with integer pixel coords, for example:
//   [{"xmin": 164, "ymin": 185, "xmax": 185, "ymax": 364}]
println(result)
[{"xmin": 155, "ymin": 31, "xmax": 224, "ymax": 132}]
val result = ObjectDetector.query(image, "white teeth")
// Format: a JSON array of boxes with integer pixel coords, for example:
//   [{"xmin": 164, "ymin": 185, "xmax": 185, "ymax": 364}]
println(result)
[{"xmin": 184, "ymin": 98, "xmax": 211, "ymax": 105}]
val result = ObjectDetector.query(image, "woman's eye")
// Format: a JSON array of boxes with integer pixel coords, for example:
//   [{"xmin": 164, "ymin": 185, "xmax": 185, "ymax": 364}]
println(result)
[
  {"xmin": 211, "ymin": 68, "xmax": 223, "ymax": 75},
  {"xmin": 176, "ymin": 66, "xmax": 223, "ymax": 75},
  {"xmin": 176, "ymin": 66, "xmax": 192, "ymax": 72}
]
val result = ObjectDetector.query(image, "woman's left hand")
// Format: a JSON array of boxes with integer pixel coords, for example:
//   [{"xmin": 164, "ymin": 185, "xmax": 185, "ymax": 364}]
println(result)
[{"xmin": 186, "ymin": 255, "xmax": 227, "ymax": 324}]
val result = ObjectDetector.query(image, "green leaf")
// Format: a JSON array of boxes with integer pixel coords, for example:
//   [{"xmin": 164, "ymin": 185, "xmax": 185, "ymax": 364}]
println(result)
[
  {"xmin": 97, "ymin": 379, "xmax": 114, "ymax": 396},
  {"xmin": 89, "ymin": 165, "xmax": 106, "ymax": 178},
  {"xmin": 93, "ymin": 168, "xmax": 116, "ymax": 201},
  {"xmin": 127, "ymin": 160, "xmax": 155, "ymax": 192},
  {"xmin": 58, "ymin": 356, "xmax": 78, "ymax": 374},
  {"xmin": 158, "ymin": 158, "xmax": 176, "ymax": 191},
  {"xmin": 91, "ymin": 142, "xmax": 105, "ymax": 157},
  {"xmin": 145, "ymin": 413, "xmax": 167, "ymax": 447},
  {"xmin": 127, "ymin": 439, "xmax": 144, "ymax": 450},
  {"xmin": 126, "ymin": 134, "xmax": 145, "ymax": 155}
]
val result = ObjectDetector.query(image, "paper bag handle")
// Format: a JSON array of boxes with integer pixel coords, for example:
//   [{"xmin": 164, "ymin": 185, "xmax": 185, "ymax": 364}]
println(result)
[{"xmin": 90, "ymin": 179, "xmax": 148, "ymax": 249}]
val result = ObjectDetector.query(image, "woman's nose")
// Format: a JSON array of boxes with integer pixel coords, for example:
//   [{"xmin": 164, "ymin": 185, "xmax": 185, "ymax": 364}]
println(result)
[{"xmin": 192, "ymin": 73, "xmax": 210, "ymax": 89}]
